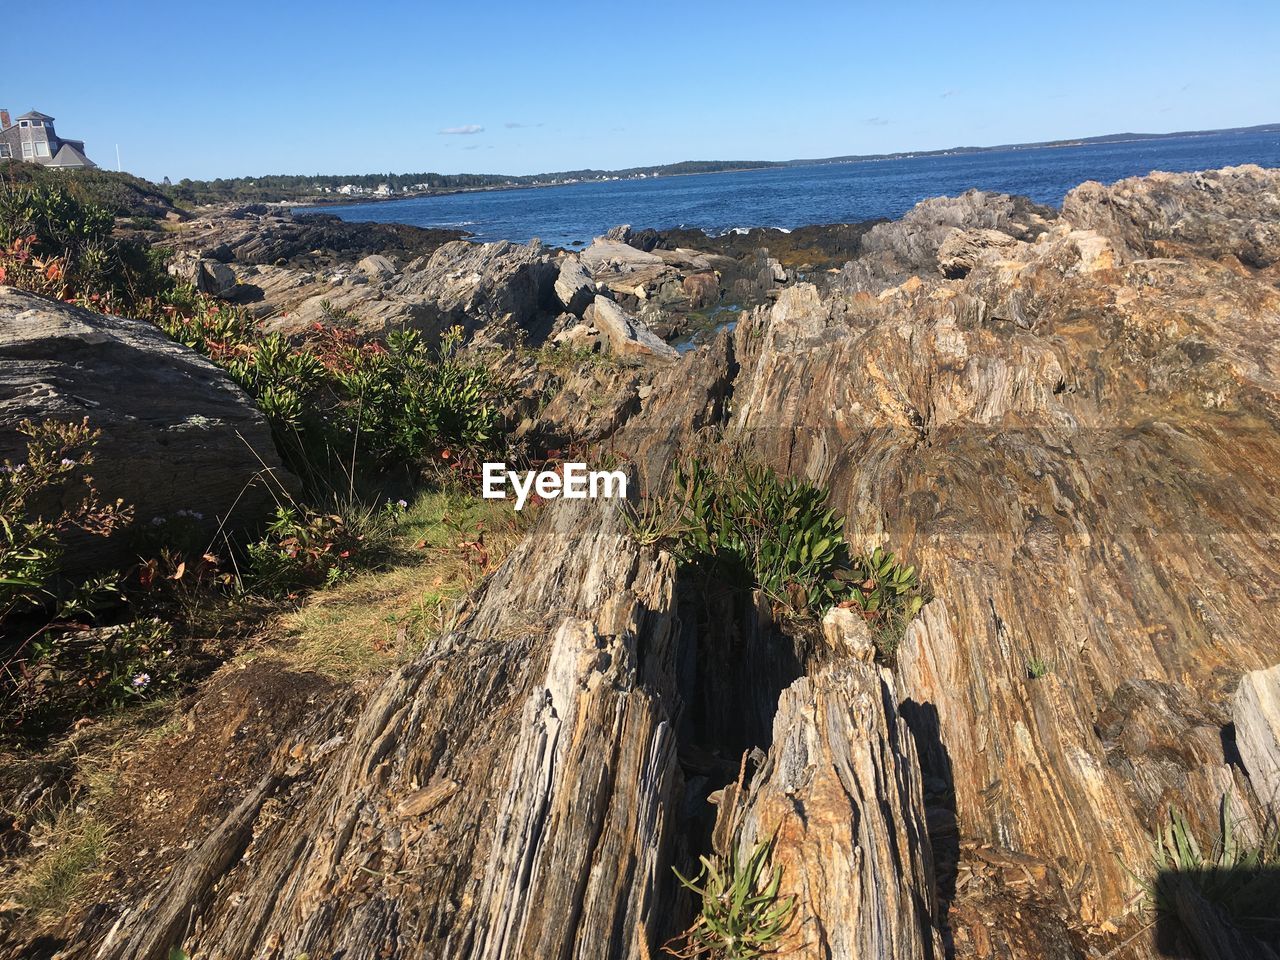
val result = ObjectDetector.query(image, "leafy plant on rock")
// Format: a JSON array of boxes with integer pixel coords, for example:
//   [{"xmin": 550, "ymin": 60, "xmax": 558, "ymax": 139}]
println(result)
[
  {"xmin": 1145, "ymin": 797, "xmax": 1280, "ymax": 940},
  {"xmin": 674, "ymin": 459, "xmax": 849, "ymax": 614},
  {"xmin": 0, "ymin": 419, "xmax": 130, "ymax": 625},
  {"xmin": 828, "ymin": 546, "xmax": 927, "ymax": 659},
  {"xmin": 671, "ymin": 460, "xmax": 928, "ymax": 650},
  {"xmin": 665, "ymin": 835, "xmax": 797, "ymax": 959}
]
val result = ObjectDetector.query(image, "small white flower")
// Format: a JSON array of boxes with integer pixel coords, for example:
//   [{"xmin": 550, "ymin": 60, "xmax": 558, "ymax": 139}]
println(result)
[
  {"xmin": 60, "ymin": 458, "xmax": 78, "ymax": 468},
  {"xmin": 131, "ymin": 672, "xmax": 151, "ymax": 689},
  {"xmin": 396, "ymin": 499, "xmax": 408, "ymax": 509}
]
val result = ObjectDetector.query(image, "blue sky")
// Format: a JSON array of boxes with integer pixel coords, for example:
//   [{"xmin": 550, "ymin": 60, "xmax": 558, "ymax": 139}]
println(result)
[{"xmin": 6, "ymin": 0, "xmax": 1277, "ymax": 182}]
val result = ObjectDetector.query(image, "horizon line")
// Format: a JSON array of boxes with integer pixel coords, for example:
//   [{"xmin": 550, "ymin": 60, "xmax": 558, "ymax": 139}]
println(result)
[{"xmin": 165, "ymin": 120, "xmax": 1280, "ymax": 186}]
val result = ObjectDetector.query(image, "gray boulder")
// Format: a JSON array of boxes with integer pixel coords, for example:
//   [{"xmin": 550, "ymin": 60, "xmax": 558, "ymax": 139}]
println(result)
[
  {"xmin": 0, "ymin": 287, "xmax": 289, "ymax": 570},
  {"xmin": 391, "ymin": 239, "xmax": 558, "ymax": 341},
  {"xmin": 553, "ymin": 255, "xmax": 597, "ymax": 316},
  {"xmin": 1233, "ymin": 664, "xmax": 1280, "ymax": 810},
  {"xmin": 584, "ymin": 296, "xmax": 679, "ymax": 361},
  {"xmin": 168, "ymin": 252, "xmax": 239, "ymax": 298},
  {"xmin": 357, "ymin": 254, "xmax": 398, "ymax": 280}
]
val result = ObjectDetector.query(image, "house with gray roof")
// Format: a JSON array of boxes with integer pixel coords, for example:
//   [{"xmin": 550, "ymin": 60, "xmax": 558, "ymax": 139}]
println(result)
[{"xmin": 0, "ymin": 109, "xmax": 96, "ymax": 169}]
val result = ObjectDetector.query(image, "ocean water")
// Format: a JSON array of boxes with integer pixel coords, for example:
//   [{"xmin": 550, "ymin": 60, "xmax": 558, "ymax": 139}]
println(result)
[{"xmin": 302, "ymin": 129, "xmax": 1280, "ymax": 249}]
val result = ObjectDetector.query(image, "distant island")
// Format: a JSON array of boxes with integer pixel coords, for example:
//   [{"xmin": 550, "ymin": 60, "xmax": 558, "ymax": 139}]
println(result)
[{"xmin": 163, "ymin": 122, "xmax": 1280, "ymax": 207}]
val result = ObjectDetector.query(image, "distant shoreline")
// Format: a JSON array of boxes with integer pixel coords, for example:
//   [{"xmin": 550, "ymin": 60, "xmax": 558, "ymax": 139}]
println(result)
[{"xmin": 286, "ymin": 122, "xmax": 1280, "ymax": 212}]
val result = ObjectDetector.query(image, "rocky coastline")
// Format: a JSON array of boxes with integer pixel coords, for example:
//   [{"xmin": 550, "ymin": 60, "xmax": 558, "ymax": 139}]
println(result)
[{"xmin": 3, "ymin": 164, "xmax": 1280, "ymax": 960}]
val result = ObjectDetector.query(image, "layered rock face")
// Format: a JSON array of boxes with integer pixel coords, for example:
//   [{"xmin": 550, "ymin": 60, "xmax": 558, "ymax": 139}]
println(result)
[
  {"xmin": 0, "ymin": 287, "xmax": 286, "ymax": 569},
  {"xmin": 715, "ymin": 164, "xmax": 1280, "ymax": 955},
  {"xmin": 27, "ymin": 166, "xmax": 1280, "ymax": 960},
  {"xmin": 58, "ymin": 500, "xmax": 942, "ymax": 960}
]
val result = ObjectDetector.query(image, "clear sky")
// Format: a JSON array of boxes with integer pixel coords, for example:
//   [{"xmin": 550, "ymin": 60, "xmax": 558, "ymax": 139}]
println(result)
[{"xmin": 6, "ymin": 0, "xmax": 1277, "ymax": 182}]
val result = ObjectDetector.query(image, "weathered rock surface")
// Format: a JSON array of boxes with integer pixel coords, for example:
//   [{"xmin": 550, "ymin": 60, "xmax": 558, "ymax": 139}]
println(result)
[
  {"xmin": 244, "ymin": 238, "xmax": 559, "ymax": 341},
  {"xmin": 680, "ymin": 271, "xmax": 719, "ymax": 308},
  {"xmin": 713, "ymin": 661, "xmax": 943, "ymax": 960},
  {"xmin": 936, "ymin": 227, "xmax": 1025, "ymax": 278},
  {"xmin": 17, "ymin": 165, "xmax": 1280, "ymax": 960},
  {"xmin": 721, "ymin": 173, "xmax": 1280, "ymax": 953},
  {"xmin": 584, "ymin": 296, "xmax": 680, "ymax": 360},
  {"xmin": 553, "ymin": 254, "xmax": 597, "ymax": 316},
  {"xmin": 164, "ymin": 208, "xmax": 465, "ymax": 273},
  {"xmin": 1062, "ymin": 164, "xmax": 1280, "ymax": 267},
  {"xmin": 46, "ymin": 499, "xmax": 680, "ymax": 960},
  {"xmin": 0, "ymin": 287, "xmax": 286, "ymax": 568},
  {"xmin": 357, "ymin": 253, "xmax": 398, "ymax": 280},
  {"xmin": 834, "ymin": 189, "xmax": 1056, "ymax": 293},
  {"xmin": 167, "ymin": 252, "xmax": 239, "ymax": 297},
  {"xmin": 1233, "ymin": 664, "xmax": 1280, "ymax": 810}
]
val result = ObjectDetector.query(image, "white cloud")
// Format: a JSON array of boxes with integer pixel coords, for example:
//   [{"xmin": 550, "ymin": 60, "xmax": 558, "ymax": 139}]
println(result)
[
  {"xmin": 440, "ymin": 124, "xmax": 485, "ymax": 135},
  {"xmin": 865, "ymin": 116, "xmax": 890, "ymax": 126}
]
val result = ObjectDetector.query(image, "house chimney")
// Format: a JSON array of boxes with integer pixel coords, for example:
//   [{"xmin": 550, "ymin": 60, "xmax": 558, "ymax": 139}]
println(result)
[{"xmin": 0, "ymin": 110, "xmax": 10, "ymax": 131}]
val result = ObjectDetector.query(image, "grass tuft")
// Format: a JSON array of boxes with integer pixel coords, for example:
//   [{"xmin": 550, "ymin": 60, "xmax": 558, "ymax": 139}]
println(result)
[
  {"xmin": 274, "ymin": 489, "xmax": 528, "ymax": 677},
  {"xmin": 1, "ymin": 804, "xmax": 111, "ymax": 916}
]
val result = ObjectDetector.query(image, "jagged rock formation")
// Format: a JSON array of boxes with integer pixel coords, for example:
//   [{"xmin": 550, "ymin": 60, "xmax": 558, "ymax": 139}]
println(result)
[
  {"xmin": 247, "ymin": 238, "xmax": 561, "ymax": 340},
  {"xmin": 711, "ymin": 656, "xmax": 944, "ymax": 959},
  {"xmin": 0, "ymin": 287, "xmax": 286, "ymax": 569},
  {"xmin": 714, "ymin": 165, "xmax": 1280, "ymax": 953},
  {"xmin": 164, "ymin": 207, "xmax": 466, "ymax": 271},
  {"xmin": 583, "ymin": 297, "xmax": 680, "ymax": 360},
  {"xmin": 13, "ymin": 166, "xmax": 1280, "ymax": 960},
  {"xmin": 42, "ymin": 499, "xmax": 942, "ymax": 960},
  {"xmin": 1062, "ymin": 164, "xmax": 1280, "ymax": 267},
  {"xmin": 832, "ymin": 188, "xmax": 1057, "ymax": 291}
]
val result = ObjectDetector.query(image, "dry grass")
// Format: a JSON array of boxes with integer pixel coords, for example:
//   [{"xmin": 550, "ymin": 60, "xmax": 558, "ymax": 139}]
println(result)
[
  {"xmin": 1, "ymin": 806, "xmax": 111, "ymax": 916},
  {"xmin": 0, "ymin": 699, "xmax": 185, "ymax": 922},
  {"xmin": 272, "ymin": 488, "xmax": 530, "ymax": 677},
  {"xmin": 0, "ymin": 489, "xmax": 531, "ymax": 927}
]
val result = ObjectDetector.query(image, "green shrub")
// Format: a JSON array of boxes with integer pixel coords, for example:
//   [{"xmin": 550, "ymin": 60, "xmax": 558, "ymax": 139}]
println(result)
[
  {"xmin": 23, "ymin": 618, "xmax": 179, "ymax": 717},
  {"xmin": 667, "ymin": 835, "xmax": 796, "ymax": 959},
  {"xmin": 829, "ymin": 546, "xmax": 926, "ymax": 659},
  {"xmin": 673, "ymin": 460, "xmax": 925, "ymax": 616},
  {"xmin": 0, "ymin": 181, "xmax": 115, "ymax": 252},
  {"xmin": 666, "ymin": 460, "xmax": 927, "ymax": 656},
  {"xmin": 147, "ymin": 284, "xmax": 257, "ymax": 357},
  {"xmin": 151, "ymin": 304, "xmax": 505, "ymax": 487},
  {"xmin": 0, "ymin": 181, "xmax": 171, "ymax": 310},
  {"xmin": 0, "ymin": 160, "xmax": 176, "ymax": 219},
  {"xmin": 324, "ymin": 325, "xmax": 501, "ymax": 466},
  {"xmin": 245, "ymin": 497, "xmax": 406, "ymax": 596},
  {"xmin": 674, "ymin": 459, "xmax": 849, "ymax": 614},
  {"xmin": 0, "ymin": 419, "xmax": 129, "ymax": 625},
  {"xmin": 225, "ymin": 335, "xmax": 327, "ymax": 432}
]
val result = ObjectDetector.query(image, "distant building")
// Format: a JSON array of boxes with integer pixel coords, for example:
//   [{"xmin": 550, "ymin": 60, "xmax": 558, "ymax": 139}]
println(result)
[{"xmin": 0, "ymin": 110, "xmax": 96, "ymax": 169}]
